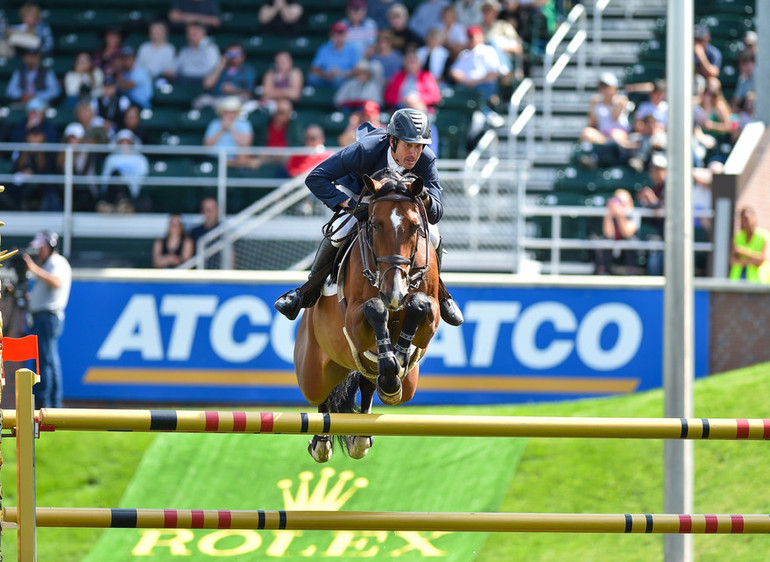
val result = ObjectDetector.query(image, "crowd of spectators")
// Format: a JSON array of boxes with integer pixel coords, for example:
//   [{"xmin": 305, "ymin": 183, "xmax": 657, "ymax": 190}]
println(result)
[{"xmin": 1, "ymin": 0, "xmax": 566, "ymax": 215}]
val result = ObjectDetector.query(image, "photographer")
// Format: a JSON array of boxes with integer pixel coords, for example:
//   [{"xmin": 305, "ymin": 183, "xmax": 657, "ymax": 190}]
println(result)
[{"xmin": 23, "ymin": 231, "xmax": 71, "ymax": 408}]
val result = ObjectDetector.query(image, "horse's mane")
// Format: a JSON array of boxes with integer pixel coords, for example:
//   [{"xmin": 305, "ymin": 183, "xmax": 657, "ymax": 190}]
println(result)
[{"xmin": 370, "ymin": 168, "xmax": 418, "ymax": 198}]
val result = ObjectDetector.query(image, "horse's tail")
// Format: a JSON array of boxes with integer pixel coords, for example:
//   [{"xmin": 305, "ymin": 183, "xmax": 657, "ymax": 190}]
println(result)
[{"xmin": 325, "ymin": 371, "xmax": 361, "ymax": 454}]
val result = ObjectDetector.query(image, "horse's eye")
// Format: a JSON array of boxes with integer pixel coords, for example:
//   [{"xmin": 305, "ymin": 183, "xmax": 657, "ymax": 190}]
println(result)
[{"xmin": 371, "ymin": 222, "xmax": 381, "ymax": 231}]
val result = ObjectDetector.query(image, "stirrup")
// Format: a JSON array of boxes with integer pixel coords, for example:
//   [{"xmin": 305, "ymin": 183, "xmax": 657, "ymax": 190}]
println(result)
[
  {"xmin": 274, "ymin": 289, "xmax": 303, "ymax": 320},
  {"xmin": 439, "ymin": 297, "xmax": 464, "ymax": 326}
]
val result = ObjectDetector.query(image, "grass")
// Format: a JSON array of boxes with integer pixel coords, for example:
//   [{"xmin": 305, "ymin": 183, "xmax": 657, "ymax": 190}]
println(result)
[{"xmin": 0, "ymin": 362, "xmax": 768, "ymax": 561}]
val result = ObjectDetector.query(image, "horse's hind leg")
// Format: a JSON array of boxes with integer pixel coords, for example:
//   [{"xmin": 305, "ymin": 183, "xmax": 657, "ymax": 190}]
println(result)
[
  {"xmin": 363, "ymin": 297, "xmax": 401, "ymax": 405},
  {"xmin": 346, "ymin": 375, "xmax": 376, "ymax": 459},
  {"xmin": 308, "ymin": 400, "xmax": 333, "ymax": 463}
]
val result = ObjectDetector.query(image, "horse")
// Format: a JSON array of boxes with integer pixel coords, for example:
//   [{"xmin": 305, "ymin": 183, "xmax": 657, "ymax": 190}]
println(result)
[{"xmin": 293, "ymin": 168, "xmax": 441, "ymax": 462}]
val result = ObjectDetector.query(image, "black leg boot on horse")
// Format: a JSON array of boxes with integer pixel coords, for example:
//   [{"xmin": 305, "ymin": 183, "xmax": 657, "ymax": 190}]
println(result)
[
  {"xmin": 436, "ymin": 239, "xmax": 464, "ymax": 326},
  {"xmin": 275, "ymin": 237, "xmax": 338, "ymax": 321}
]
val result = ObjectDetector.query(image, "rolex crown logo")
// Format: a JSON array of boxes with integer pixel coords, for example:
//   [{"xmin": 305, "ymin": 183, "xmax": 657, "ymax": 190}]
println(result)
[{"xmin": 277, "ymin": 468, "xmax": 368, "ymax": 511}]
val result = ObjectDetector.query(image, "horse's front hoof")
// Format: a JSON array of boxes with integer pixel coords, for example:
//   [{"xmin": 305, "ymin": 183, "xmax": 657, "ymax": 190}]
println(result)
[
  {"xmin": 308, "ymin": 435, "xmax": 333, "ymax": 463},
  {"xmin": 346, "ymin": 435, "xmax": 374, "ymax": 459},
  {"xmin": 376, "ymin": 374, "xmax": 402, "ymax": 405}
]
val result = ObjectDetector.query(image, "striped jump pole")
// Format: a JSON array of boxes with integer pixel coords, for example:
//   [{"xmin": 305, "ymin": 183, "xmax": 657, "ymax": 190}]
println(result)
[
  {"xmin": 4, "ymin": 408, "xmax": 770, "ymax": 440},
  {"xmin": 2, "ymin": 508, "xmax": 770, "ymax": 534}
]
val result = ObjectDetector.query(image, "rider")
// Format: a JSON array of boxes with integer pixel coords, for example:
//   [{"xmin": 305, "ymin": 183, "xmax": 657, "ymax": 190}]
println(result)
[{"xmin": 274, "ymin": 107, "xmax": 464, "ymax": 326}]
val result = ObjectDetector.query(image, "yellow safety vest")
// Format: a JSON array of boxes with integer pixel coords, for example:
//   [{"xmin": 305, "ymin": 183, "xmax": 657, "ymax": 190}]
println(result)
[{"xmin": 729, "ymin": 227, "xmax": 769, "ymax": 283}]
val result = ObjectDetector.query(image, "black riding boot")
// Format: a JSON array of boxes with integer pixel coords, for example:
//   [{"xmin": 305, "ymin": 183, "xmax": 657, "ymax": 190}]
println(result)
[
  {"xmin": 274, "ymin": 237, "xmax": 338, "ymax": 320},
  {"xmin": 436, "ymin": 240, "xmax": 464, "ymax": 326}
]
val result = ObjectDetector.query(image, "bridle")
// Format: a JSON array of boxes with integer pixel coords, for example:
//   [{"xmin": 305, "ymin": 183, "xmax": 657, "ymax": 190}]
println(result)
[{"xmin": 358, "ymin": 178, "xmax": 430, "ymax": 292}]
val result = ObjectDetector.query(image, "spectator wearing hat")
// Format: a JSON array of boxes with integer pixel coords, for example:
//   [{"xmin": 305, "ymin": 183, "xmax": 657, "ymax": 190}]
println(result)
[
  {"xmin": 168, "ymin": 0, "xmax": 222, "ymax": 31},
  {"xmin": 92, "ymin": 27, "xmax": 125, "ymax": 77},
  {"xmin": 449, "ymin": 25, "xmax": 507, "ymax": 123},
  {"xmin": 741, "ymin": 30, "xmax": 757, "ymax": 58},
  {"xmin": 333, "ymin": 59, "xmax": 384, "ymax": 111},
  {"xmin": 7, "ymin": 2, "xmax": 54, "ymax": 56},
  {"xmin": 56, "ymin": 122, "xmax": 99, "ymax": 211},
  {"xmin": 136, "ymin": 21, "xmax": 177, "ymax": 81},
  {"xmin": 337, "ymin": 99, "xmax": 384, "ymax": 146},
  {"xmin": 5, "ymin": 47, "xmax": 61, "ymax": 107},
  {"xmin": 343, "ymin": 0, "xmax": 379, "ymax": 58},
  {"xmin": 203, "ymin": 96, "xmax": 258, "ymax": 169},
  {"xmin": 578, "ymin": 72, "xmax": 631, "ymax": 151},
  {"xmin": 260, "ymin": 50, "xmax": 304, "ymax": 104},
  {"xmin": 115, "ymin": 46, "xmax": 154, "ymax": 109},
  {"xmin": 307, "ymin": 21, "xmax": 361, "ymax": 88},
  {"xmin": 195, "ymin": 44, "xmax": 256, "ymax": 110},
  {"xmin": 166, "ymin": 23, "xmax": 221, "ymax": 87},
  {"xmin": 9, "ymin": 96, "xmax": 57, "ymax": 144},
  {"xmin": 258, "ymin": 0, "xmax": 304, "ymax": 36},
  {"xmin": 409, "ymin": 0, "xmax": 451, "ymax": 42},
  {"xmin": 23, "ymin": 230, "xmax": 71, "ymax": 409},
  {"xmin": 693, "ymin": 23, "xmax": 721, "ymax": 80},
  {"xmin": 99, "ymin": 128, "xmax": 150, "ymax": 213}
]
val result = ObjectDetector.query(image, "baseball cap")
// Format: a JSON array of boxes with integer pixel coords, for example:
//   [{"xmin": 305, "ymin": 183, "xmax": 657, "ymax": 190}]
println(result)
[
  {"xmin": 28, "ymin": 231, "xmax": 58, "ymax": 251},
  {"xmin": 330, "ymin": 21, "xmax": 348, "ymax": 34},
  {"xmin": 225, "ymin": 46, "xmax": 243, "ymax": 59},
  {"xmin": 115, "ymin": 128, "xmax": 138, "ymax": 143},
  {"xmin": 599, "ymin": 71, "xmax": 619, "ymax": 88},
  {"xmin": 26, "ymin": 97, "xmax": 46, "ymax": 112},
  {"xmin": 348, "ymin": 0, "xmax": 367, "ymax": 9},
  {"xmin": 362, "ymin": 100, "xmax": 380, "ymax": 114},
  {"xmin": 119, "ymin": 45, "xmax": 135, "ymax": 57},
  {"xmin": 482, "ymin": 0, "xmax": 501, "ymax": 10},
  {"xmin": 467, "ymin": 25, "xmax": 483, "ymax": 38},
  {"xmin": 650, "ymin": 152, "xmax": 668, "ymax": 169},
  {"xmin": 694, "ymin": 24, "xmax": 710, "ymax": 39},
  {"xmin": 64, "ymin": 122, "xmax": 86, "ymax": 139}
]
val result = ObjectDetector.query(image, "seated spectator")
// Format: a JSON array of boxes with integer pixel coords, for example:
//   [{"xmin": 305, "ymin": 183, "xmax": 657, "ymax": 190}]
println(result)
[
  {"xmin": 6, "ymin": 2, "xmax": 54, "ymax": 56},
  {"xmin": 334, "ymin": 60, "xmax": 384, "ymax": 111},
  {"xmin": 98, "ymin": 129, "xmax": 150, "ymax": 213},
  {"xmin": 730, "ymin": 51, "xmax": 755, "ymax": 114},
  {"xmin": 190, "ymin": 197, "xmax": 226, "ymax": 269},
  {"xmin": 136, "ymin": 21, "xmax": 177, "ymax": 82},
  {"xmin": 166, "ymin": 23, "xmax": 221, "ymax": 87},
  {"xmin": 386, "ymin": 3, "xmax": 422, "ymax": 53},
  {"xmin": 693, "ymin": 23, "xmax": 721, "ymax": 80},
  {"xmin": 56, "ymin": 122, "xmax": 99, "ymax": 211},
  {"xmin": 449, "ymin": 25, "xmax": 506, "ymax": 124},
  {"xmin": 435, "ymin": 4, "xmax": 467, "ymax": 58},
  {"xmin": 121, "ymin": 104, "xmax": 149, "ymax": 145},
  {"xmin": 627, "ymin": 114, "xmax": 666, "ymax": 172},
  {"xmin": 9, "ymin": 97, "xmax": 57, "ymax": 144},
  {"xmin": 343, "ymin": 0, "xmax": 379, "ymax": 58},
  {"xmin": 286, "ymin": 124, "xmax": 335, "ymax": 177},
  {"xmin": 455, "ymin": 0, "xmax": 483, "ymax": 27},
  {"xmin": 499, "ymin": 0, "xmax": 557, "ymax": 52},
  {"xmin": 258, "ymin": 0, "xmax": 304, "ymax": 36},
  {"xmin": 194, "ymin": 44, "xmax": 256, "ymax": 110},
  {"xmin": 5, "ymin": 47, "xmax": 61, "ymax": 108},
  {"xmin": 732, "ymin": 91, "xmax": 756, "ymax": 139},
  {"xmin": 259, "ymin": 98, "xmax": 302, "ymax": 152},
  {"xmin": 578, "ymin": 72, "xmax": 631, "ymax": 151},
  {"xmin": 636, "ymin": 152, "xmax": 667, "ymax": 275},
  {"xmin": 417, "ymin": 28, "xmax": 451, "ymax": 86},
  {"xmin": 168, "ymin": 0, "xmax": 222, "ymax": 31},
  {"xmin": 10, "ymin": 126, "xmax": 58, "ymax": 211},
  {"xmin": 368, "ymin": 30, "xmax": 403, "ymax": 85},
  {"xmin": 633, "ymin": 78, "xmax": 667, "ymax": 131},
  {"xmin": 153, "ymin": 213, "xmax": 194, "ymax": 268},
  {"xmin": 337, "ymin": 99, "xmax": 384, "ymax": 146},
  {"xmin": 203, "ymin": 96, "xmax": 258, "ymax": 169},
  {"xmin": 367, "ymin": 0, "xmax": 398, "ymax": 30},
  {"xmin": 693, "ymin": 77, "xmax": 734, "ymax": 147},
  {"xmin": 384, "ymin": 49, "xmax": 441, "ymax": 114},
  {"xmin": 115, "ymin": 46, "xmax": 154, "ymax": 109},
  {"xmin": 729, "ymin": 206, "xmax": 769, "ymax": 284},
  {"xmin": 409, "ymin": 0, "xmax": 451, "ymax": 43},
  {"xmin": 307, "ymin": 21, "xmax": 361, "ymax": 89},
  {"xmin": 63, "ymin": 52, "xmax": 105, "ymax": 110},
  {"xmin": 741, "ymin": 30, "xmax": 757, "ymax": 58},
  {"xmin": 260, "ymin": 51, "xmax": 304, "ymax": 104},
  {"xmin": 591, "ymin": 189, "xmax": 640, "ymax": 275},
  {"xmin": 480, "ymin": 0, "xmax": 523, "ymax": 81},
  {"xmin": 92, "ymin": 27, "xmax": 124, "ymax": 77},
  {"xmin": 94, "ymin": 76, "xmax": 131, "ymax": 136}
]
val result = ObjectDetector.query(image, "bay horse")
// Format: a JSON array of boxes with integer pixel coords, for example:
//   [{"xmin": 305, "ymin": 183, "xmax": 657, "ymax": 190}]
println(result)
[{"xmin": 293, "ymin": 169, "xmax": 441, "ymax": 462}]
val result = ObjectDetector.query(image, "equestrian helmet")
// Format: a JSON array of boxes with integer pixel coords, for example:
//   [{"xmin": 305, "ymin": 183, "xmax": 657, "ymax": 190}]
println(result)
[{"xmin": 387, "ymin": 108, "xmax": 432, "ymax": 145}]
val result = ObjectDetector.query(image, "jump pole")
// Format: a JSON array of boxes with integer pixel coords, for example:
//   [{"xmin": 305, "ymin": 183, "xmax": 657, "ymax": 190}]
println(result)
[
  {"xmin": 2, "ymin": 507, "xmax": 770, "ymax": 534},
  {"xmin": 4, "ymin": 408, "xmax": 770, "ymax": 440}
]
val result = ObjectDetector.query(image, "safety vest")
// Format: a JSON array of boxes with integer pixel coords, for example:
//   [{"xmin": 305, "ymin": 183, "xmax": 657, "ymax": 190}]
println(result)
[{"xmin": 729, "ymin": 227, "xmax": 769, "ymax": 283}]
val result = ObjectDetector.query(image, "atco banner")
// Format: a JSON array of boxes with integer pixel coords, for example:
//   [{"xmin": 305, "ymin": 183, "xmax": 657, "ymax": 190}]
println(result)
[{"xmin": 60, "ymin": 279, "xmax": 710, "ymax": 405}]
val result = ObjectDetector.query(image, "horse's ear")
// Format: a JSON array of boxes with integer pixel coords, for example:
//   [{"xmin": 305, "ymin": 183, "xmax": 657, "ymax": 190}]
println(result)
[
  {"xmin": 363, "ymin": 174, "xmax": 378, "ymax": 195},
  {"xmin": 410, "ymin": 177, "xmax": 424, "ymax": 199}
]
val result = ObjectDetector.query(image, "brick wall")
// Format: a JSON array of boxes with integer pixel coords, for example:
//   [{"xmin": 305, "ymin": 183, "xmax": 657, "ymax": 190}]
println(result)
[{"xmin": 710, "ymin": 291, "xmax": 770, "ymax": 374}]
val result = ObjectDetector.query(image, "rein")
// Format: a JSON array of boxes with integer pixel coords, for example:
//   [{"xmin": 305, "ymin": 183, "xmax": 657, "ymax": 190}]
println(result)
[{"xmin": 358, "ymin": 183, "xmax": 430, "ymax": 292}]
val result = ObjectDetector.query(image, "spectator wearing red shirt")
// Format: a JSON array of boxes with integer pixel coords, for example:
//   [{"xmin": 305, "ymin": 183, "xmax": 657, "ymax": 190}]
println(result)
[
  {"xmin": 384, "ymin": 48, "xmax": 441, "ymax": 114},
  {"xmin": 286, "ymin": 124, "xmax": 335, "ymax": 177}
]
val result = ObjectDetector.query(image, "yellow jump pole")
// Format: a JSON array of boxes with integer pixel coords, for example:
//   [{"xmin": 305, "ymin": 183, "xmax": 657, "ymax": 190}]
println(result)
[
  {"xmin": 3, "ymin": 409, "xmax": 770, "ymax": 440},
  {"xmin": 2, "ymin": 507, "xmax": 770, "ymax": 534},
  {"xmin": 15, "ymin": 368, "xmax": 39, "ymax": 561}
]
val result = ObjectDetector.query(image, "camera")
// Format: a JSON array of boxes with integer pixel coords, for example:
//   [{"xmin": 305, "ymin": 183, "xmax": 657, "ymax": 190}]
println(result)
[{"xmin": 0, "ymin": 248, "xmax": 30, "ymax": 310}]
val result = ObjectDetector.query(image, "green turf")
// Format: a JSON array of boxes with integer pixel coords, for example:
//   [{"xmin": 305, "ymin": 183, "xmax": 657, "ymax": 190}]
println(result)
[{"xmin": 1, "ymin": 362, "xmax": 769, "ymax": 561}]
